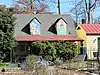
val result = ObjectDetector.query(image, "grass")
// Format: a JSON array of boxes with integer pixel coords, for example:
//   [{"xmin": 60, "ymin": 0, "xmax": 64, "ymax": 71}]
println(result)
[
  {"xmin": 0, "ymin": 63, "xmax": 10, "ymax": 69},
  {"xmin": 64, "ymin": 61, "xmax": 88, "ymax": 70},
  {"xmin": 0, "ymin": 66, "xmax": 86, "ymax": 75},
  {"xmin": 0, "ymin": 62, "xmax": 18, "ymax": 69}
]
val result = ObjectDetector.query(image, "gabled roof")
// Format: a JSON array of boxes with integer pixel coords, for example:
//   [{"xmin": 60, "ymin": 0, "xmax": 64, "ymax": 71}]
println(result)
[
  {"xmin": 80, "ymin": 24, "xmax": 100, "ymax": 34},
  {"xmin": 14, "ymin": 14, "xmax": 77, "ymax": 37},
  {"xmin": 29, "ymin": 17, "xmax": 41, "ymax": 24},
  {"xmin": 48, "ymin": 17, "xmax": 68, "ymax": 34}
]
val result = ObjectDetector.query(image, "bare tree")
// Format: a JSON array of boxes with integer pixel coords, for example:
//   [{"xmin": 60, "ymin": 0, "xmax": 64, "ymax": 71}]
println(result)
[
  {"xmin": 84, "ymin": 0, "xmax": 98, "ymax": 23},
  {"xmin": 70, "ymin": 0, "xmax": 86, "ymax": 24},
  {"xmin": 12, "ymin": 0, "xmax": 55, "ymax": 14},
  {"xmin": 70, "ymin": 0, "xmax": 100, "ymax": 24},
  {"xmin": 94, "ymin": 17, "xmax": 100, "ymax": 24}
]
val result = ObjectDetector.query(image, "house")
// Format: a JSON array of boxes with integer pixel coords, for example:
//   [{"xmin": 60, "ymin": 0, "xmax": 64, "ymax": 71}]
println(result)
[
  {"xmin": 76, "ymin": 24, "xmax": 100, "ymax": 60},
  {"xmin": 14, "ymin": 14, "xmax": 83, "ymax": 61}
]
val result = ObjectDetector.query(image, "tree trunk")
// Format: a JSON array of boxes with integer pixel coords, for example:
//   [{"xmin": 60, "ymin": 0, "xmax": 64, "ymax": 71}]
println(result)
[
  {"xmin": 58, "ymin": 0, "xmax": 60, "ymax": 14},
  {"xmin": 87, "ymin": 12, "xmax": 90, "ymax": 24},
  {"xmin": 88, "ymin": 0, "xmax": 91, "ymax": 24}
]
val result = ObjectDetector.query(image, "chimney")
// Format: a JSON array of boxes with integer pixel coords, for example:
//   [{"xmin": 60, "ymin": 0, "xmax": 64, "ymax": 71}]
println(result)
[{"xmin": 81, "ymin": 19, "xmax": 86, "ymax": 24}]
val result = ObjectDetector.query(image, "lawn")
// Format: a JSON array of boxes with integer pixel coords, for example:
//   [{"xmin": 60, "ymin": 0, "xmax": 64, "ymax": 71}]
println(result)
[
  {"xmin": 0, "ymin": 66, "xmax": 86, "ymax": 75},
  {"xmin": 0, "ymin": 63, "xmax": 18, "ymax": 69}
]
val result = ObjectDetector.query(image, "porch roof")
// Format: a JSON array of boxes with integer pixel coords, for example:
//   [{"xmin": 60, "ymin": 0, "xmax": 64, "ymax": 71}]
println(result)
[
  {"xmin": 16, "ymin": 35, "xmax": 83, "ymax": 41},
  {"xmin": 80, "ymin": 24, "xmax": 100, "ymax": 34}
]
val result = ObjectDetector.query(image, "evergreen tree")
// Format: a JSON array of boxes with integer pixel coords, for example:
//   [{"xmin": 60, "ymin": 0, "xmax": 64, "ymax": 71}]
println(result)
[{"xmin": 0, "ymin": 6, "xmax": 16, "ymax": 62}]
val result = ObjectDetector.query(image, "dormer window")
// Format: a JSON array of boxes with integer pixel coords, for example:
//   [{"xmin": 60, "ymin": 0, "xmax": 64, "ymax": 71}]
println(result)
[
  {"xmin": 30, "ymin": 17, "xmax": 40, "ymax": 35},
  {"xmin": 56, "ymin": 18, "xmax": 68, "ymax": 35}
]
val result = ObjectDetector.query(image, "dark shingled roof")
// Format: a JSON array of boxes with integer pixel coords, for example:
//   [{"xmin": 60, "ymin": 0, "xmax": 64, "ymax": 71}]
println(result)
[{"xmin": 14, "ymin": 14, "xmax": 77, "ymax": 37}]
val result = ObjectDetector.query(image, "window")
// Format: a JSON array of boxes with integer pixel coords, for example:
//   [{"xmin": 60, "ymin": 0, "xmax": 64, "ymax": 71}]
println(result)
[
  {"xmin": 93, "ymin": 52, "xmax": 100, "ymax": 57},
  {"xmin": 77, "ymin": 26, "xmax": 81, "ymax": 30},
  {"xmin": 16, "ymin": 42, "xmax": 29, "ymax": 52},
  {"xmin": 30, "ymin": 18, "xmax": 40, "ymax": 35},
  {"xmin": 55, "ymin": 18, "xmax": 68, "ymax": 35}
]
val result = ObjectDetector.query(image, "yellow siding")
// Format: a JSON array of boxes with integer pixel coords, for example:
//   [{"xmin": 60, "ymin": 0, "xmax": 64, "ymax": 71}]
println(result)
[
  {"xmin": 76, "ymin": 26, "xmax": 87, "ymax": 46},
  {"xmin": 76, "ymin": 25, "xmax": 100, "ymax": 59}
]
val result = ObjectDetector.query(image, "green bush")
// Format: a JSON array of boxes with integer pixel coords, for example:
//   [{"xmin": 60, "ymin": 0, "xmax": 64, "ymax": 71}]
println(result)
[
  {"xmin": 52, "ymin": 41, "xmax": 77, "ymax": 61},
  {"xmin": 32, "ymin": 41, "xmax": 77, "ymax": 62}
]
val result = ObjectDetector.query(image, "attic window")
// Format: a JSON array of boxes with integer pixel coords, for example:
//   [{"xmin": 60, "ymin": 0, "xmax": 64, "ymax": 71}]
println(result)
[
  {"xmin": 30, "ymin": 17, "xmax": 41, "ymax": 35},
  {"xmin": 56, "ymin": 18, "xmax": 68, "ymax": 35},
  {"xmin": 77, "ymin": 26, "xmax": 81, "ymax": 30}
]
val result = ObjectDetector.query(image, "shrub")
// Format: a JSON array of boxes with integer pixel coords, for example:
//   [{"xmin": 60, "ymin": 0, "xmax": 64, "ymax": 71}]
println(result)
[
  {"xmin": 24, "ymin": 55, "xmax": 37, "ymax": 69},
  {"xmin": 54, "ymin": 58, "xmax": 63, "ymax": 66},
  {"xmin": 32, "ymin": 41, "xmax": 77, "ymax": 62}
]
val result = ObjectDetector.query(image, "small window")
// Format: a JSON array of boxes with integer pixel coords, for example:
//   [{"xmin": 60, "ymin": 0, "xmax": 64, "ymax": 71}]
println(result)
[
  {"xmin": 17, "ymin": 43, "xmax": 29, "ymax": 52},
  {"xmin": 77, "ymin": 26, "xmax": 81, "ymax": 30},
  {"xmin": 93, "ymin": 52, "xmax": 100, "ymax": 57},
  {"xmin": 30, "ymin": 18, "xmax": 40, "ymax": 35},
  {"xmin": 56, "ymin": 18, "xmax": 68, "ymax": 35}
]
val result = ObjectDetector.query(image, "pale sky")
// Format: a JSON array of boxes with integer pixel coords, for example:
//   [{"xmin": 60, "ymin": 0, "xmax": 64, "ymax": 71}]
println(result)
[{"xmin": 0, "ymin": 0, "xmax": 100, "ymax": 20}]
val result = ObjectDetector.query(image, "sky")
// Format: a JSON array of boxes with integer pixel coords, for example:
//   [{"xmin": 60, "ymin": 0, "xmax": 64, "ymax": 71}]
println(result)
[
  {"xmin": 0, "ymin": 0, "xmax": 100, "ymax": 20},
  {"xmin": 0, "ymin": 0, "xmax": 13, "ymax": 7},
  {"xmin": 0, "ymin": 0, "xmax": 75, "ymax": 13}
]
